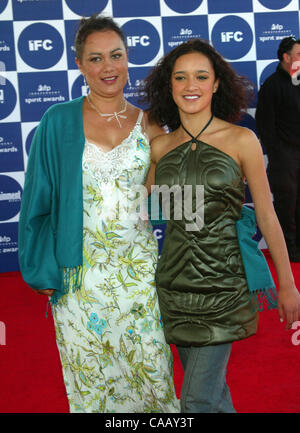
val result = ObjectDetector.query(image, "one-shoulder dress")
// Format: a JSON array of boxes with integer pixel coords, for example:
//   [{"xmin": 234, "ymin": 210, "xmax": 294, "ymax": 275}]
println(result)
[
  {"xmin": 51, "ymin": 111, "xmax": 180, "ymax": 413},
  {"xmin": 155, "ymin": 138, "xmax": 258, "ymax": 347}
]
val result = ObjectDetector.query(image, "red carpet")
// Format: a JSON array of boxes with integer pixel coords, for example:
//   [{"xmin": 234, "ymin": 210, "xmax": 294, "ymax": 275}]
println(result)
[{"xmin": 0, "ymin": 252, "xmax": 300, "ymax": 413}]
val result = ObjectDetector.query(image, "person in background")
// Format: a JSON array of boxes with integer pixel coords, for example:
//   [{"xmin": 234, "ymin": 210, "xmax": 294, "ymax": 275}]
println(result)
[
  {"xmin": 18, "ymin": 14, "xmax": 179, "ymax": 413},
  {"xmin": 255, "ymin": 36, "xmax": 300, "ymax": 262},
  {"xmin": 143, "ymin": 38, "xmax": 300, "ymax": 413}
]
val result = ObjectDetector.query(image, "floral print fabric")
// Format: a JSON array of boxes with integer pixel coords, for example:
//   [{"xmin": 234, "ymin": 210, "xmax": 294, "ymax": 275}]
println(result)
[{"xmin": 51, "ymin": 114, "xmax": 179, "ymax": 413}]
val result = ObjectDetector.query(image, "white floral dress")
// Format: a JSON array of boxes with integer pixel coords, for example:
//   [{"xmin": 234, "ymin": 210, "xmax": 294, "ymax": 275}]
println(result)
[{"xmin": 52, "ymin": 111, "xmax": 180, "ymax": 413}]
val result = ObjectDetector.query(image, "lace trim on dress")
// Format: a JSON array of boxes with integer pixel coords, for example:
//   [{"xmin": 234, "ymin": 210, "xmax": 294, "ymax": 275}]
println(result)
[{"xmin": 82, "ymin": 111, "xmax": 146, "ymax": 185}]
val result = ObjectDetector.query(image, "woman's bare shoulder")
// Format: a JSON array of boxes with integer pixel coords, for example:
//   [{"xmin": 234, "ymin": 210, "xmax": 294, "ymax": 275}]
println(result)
[
  {"xmin": 233, "ymin": 124, "xmax": 261, "ymax": 151},
  {"xmin": 226, "ymin": 123, "xmax": 263, "ymax": 168},
  {"xmin": 219, "ymin": 121, "xmax": 260, "ymax": 151}
]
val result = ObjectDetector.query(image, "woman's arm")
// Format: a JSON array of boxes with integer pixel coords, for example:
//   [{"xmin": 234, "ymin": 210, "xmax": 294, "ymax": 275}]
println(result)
[{"xmin": 239, "ymin": 128, "xmax": 300, "ymax": 329}]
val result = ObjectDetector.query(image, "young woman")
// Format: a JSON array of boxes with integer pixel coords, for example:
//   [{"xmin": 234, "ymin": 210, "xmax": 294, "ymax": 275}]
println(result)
[
  {"xmin": 144, "ymin": 39, "xmax": 300, "ymax": 413},
  {"xmin": 18, "ymin": 14, "xmax": 179, "ymax": 413}
]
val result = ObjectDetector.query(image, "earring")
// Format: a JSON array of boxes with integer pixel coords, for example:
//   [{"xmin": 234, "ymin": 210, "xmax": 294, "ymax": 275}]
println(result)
[
  {"xmin": 83, "ymin": 76, "xmax": 89, "ymax": 95},
  {"xmin": 127, "ymin": 73, "xmax": 132, "ymax": 88}
]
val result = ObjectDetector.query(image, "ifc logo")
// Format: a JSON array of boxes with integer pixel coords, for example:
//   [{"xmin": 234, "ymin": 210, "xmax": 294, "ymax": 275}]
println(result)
[
  {"xmin": 18, "ymin": 23, "xmax": 64, "ymax": 69},
  {"xmin": 211, "ymin": 16, "xmax": 253, "ymax": 60},
  {"xmin": 122, "ymin": 20, "xmax": 161, "ymax": 65}
]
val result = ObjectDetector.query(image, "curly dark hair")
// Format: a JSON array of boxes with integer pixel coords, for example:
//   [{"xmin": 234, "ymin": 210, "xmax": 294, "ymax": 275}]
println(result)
[
  {"xmin": 143, "ymin": 39, "xmax": 254, "ymax": 131},
  {"xmin": 74, "ymin": 14, "xmax": 127, "ymax": 61}
]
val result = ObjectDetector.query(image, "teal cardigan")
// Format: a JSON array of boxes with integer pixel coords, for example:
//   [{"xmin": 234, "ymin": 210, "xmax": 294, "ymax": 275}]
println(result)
[{"xmin": 18, "ymin": 96, "xmax": 86, "ymax": 304}]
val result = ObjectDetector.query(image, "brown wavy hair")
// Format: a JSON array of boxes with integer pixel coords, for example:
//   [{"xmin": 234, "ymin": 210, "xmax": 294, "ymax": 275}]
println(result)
[{"xmin": 143, "ymin": 39, "xmax": 254, "ymax": 131}]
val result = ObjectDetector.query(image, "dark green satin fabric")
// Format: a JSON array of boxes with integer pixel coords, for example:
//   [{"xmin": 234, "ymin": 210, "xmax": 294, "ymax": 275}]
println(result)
[{"xmin": 155, "ymin": 139, "xmax": 258, "ymax": 347}]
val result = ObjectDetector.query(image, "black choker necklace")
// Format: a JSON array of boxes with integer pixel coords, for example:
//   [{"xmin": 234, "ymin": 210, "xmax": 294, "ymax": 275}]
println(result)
[{"xmin": 181, "ymin": 114, "xmax": 214, "ymax": 150}]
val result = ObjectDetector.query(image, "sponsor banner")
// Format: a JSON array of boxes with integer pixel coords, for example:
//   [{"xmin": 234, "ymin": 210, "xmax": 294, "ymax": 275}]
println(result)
[
  {"xmin": 124, "ymin": 67, "xmax": 152, "ymax": 109},
  {"xmin": 64, "ymin": 20, "xmax": 79, "ymax": 70},
  {"xmin": 21, "ymin": 122, "xmax": 38, "ymax": 169},
  {"xmin": 229, "ymin": 61, "xmax": 258, "ymax": 107},
  {"xmin": 0, "ymin": 0, "xmax": 299, "ymax": 272},
  {"xmin": 18, "ymin": 71, "xmax": 69, "ymax": 122},
  {"xmin": 12, "ymin": 0, "xmax": 63, "ymax": 21},
  {"xmin": 121, "ymin": 18, "xmax": 163, "ymax": 66},
  {"xmin": 0, "ymin": 72, "xmax": 19, "ymax": 122},
  {"xmin": 210, "ymin": 14, "xmax": 255, "ymax": 61},
  {"xmin": 14, "ymin": 20, "xmax": 67, "ymax": 71},
  {"xmin": 112, "ymin": 0, "xmax": 160, "ymax": 17},
  {"xmin": 63, "ymin": 0, "xmax": 109, "ymax": 17},
  {"xmin": 0, "ymin": 21, "xmax": 16, "ymax": 71},
  {"xmin": 0, "ymin": 173, "xmax": 23, "ymax": 222},
  {"xmin": 69, "ymin": 70, "xmax": 87, "ymax": 100},
  {"xmin": 162, "ymin": 15, "xmax": 209, "ymax": 53},
  {"xmin": 152, "ymin": 223, "xmax": 166, "ymax": 256},
  {"xmin": 162, "ymin": 0, "xmax": 205, "ymax": 15},
  {"xmin": 0, "ymin": 1, "xmax": 9, "ymax": 16},
  {"xmin": 207, "ymin": 0, "xmax": 253, "ymax": 13},
  {"xmin": 0, "ymin": 123, "xmax": 24, "ymax": 173},
  {"xmin": 254, "ymin": 11, "xmax": 299, "ymax": 60},
  {"xmin": 253, "ymin": 0, "xmax": 296, "ymax": 12},
  {"xmin": 256, "ymin": 60, "xmax": 279, "ymax": 86},
  {"xmin": 0, "ymin": 222, "xmax": 19, "ymax": 272}
]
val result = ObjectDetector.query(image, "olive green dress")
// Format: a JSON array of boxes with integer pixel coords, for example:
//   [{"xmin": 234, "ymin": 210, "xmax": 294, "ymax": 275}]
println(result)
[{"xmin": 155, "ymin": 138, "xmax": 258, "ymax": 347}]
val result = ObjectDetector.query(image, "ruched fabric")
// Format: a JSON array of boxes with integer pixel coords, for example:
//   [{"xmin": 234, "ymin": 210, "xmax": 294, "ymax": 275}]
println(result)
[{"xmin": 155, "ymin": 139, "xmax": 258, "ymax": 347}]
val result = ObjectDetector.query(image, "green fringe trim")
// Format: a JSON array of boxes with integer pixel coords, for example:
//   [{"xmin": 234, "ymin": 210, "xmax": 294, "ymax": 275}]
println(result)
[
  {"xmin": 249, "ymin": 287, "xmax": 278, "ymax": 312},
  {"xmin": 50, "ymin": 265, "xmax": 83, "ymax": 306},
  {"xmin": 63, "ymin": 265, "xmax": 83, "ymax": 293}
]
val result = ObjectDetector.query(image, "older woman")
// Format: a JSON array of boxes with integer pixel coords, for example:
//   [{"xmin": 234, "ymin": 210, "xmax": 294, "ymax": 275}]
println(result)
[{"xmin": 18, "ymin": 14, "xmax": 179, "ymax": 413}]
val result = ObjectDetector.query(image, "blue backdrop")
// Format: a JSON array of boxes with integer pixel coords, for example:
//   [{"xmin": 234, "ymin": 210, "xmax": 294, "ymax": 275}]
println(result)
[{"xmin": 1, "ymin": 0, "xmax": 299, "ymax": 272}]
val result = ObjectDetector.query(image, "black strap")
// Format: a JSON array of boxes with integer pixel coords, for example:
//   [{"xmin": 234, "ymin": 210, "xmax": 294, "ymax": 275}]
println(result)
[{"xmin": 181, "ymin": 114, "xmax": 214, "ymax": 144}]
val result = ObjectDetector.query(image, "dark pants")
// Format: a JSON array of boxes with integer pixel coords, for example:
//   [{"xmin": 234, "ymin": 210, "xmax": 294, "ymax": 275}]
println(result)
[{"xmin": 267, "ymin": 145, "xmax": 300, "ymax": 251}]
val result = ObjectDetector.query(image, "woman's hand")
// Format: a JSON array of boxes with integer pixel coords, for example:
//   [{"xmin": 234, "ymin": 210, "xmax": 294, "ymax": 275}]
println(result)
[
  {"xmin": 277, "ymin": 285, "xmax": 300, "ymax": 329},
  {"xmin": 34, "ymin": 289, "xmax": 55, "ymax": 297}
]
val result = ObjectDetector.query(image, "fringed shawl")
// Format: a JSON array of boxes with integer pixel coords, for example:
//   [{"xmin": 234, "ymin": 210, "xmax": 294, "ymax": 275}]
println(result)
[
  {"xmin": 18, "ymin": 97, "xmax": 86, "ymax": 305},
  {"xmin": 236, "ymin": 205, "xmax": 277, "ymax": 311}
]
